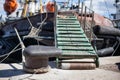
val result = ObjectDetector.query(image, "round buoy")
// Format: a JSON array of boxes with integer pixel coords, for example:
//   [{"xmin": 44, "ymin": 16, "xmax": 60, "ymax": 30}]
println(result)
[{"xmin": 4, "ymin": 0, "xmax": 18, "ymax": 15}]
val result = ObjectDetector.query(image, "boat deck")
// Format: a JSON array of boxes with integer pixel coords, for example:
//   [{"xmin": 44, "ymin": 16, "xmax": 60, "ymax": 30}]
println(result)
[{"xmin": 0, "ymin": 56, "xmax": 120, "ymax": 80}]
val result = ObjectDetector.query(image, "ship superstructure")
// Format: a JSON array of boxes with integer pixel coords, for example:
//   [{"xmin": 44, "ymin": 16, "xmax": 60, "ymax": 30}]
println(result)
[{"xmin": 113, "ymin": 0, "xmax": 120, "ymax": 28}]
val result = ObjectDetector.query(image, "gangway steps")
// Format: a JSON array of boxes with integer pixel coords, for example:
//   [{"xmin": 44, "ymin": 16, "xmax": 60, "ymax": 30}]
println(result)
[{"xmin": 56, "ymin": 15, "xmax": 99, "ymax": 68}]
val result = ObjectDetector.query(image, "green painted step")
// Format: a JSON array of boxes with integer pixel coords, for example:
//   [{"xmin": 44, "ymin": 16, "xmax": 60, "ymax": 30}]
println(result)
[
  {"xmin": 57, "ymin": 37, "xmax": 87, "ymax": 40},
  {"xmin": 68, "ymin": 16, "xmax": 76, "ymax": 18},
  {"xmin": 57, "ymin": 29, "xmax": 81, "ymax": 31},
  {"xmin": 58, "ymin": 40, "xmax": 88, "ymax": 43},
  {"xmin": 58, "ymin": 31, "xmax": 83, "ymax": 34},
  {"xmin": 57, "ymin": 28, "xmax": 81, "ymax": 31},
  {"xmin": 58, "ymin": 43, "xmax": 91, "ymax": 46},
  {"xmin": 58, "ymin": 30, "xmax": 83, "ymax": 33},
  {"xmin": 57, "ymin": 26, "xmax": 80, "ymax": 29},
  {"xmin": 57, "ymin": 39, "xmax": 87, "ymax": 42},
  {"xmin": 57, "ymin": 34, "xmax": 86, "ymax": 38},
  {"xmin": 57, "ymin": 24, "xmax": 80, "ymax": 28},
  {"xmin": 57, "ymin": 19, "xmax": 77, "ymax": 21},
  {"xmin": 57, "ymin": 20, "xmax": 78, "ymax": 23},
  {"xmin": 57, "ymin": 23, "xmax": 80, "ymax": 25},
  {"xmin": 57, "ymin": 41, "xmax": 89, "ymax": 44},
  {"xmin": 62, "ymin": 51, "xmax": 95, "ymax": 55},
  {"xmin": 57, "ymin": 18, "xmax": 77, "ymax": 20},
  {"xmin": 58, "ymin": 46, "xmax": 94, "ymax": 51}
]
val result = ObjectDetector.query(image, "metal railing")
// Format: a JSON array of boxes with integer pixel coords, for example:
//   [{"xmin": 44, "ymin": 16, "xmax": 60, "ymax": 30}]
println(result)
[
  {"xmin": 54, "ymin": 1, "xmax": 57, "ymax": 47},
  {"xmin": 78, "ymin": 2, "xmax": 97, "ymax": 41}
]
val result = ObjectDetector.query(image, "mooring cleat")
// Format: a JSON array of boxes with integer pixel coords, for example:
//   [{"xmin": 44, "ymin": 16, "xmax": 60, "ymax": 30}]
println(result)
[{"xmin": 23, "ymin": 45, "xmax": 62, "ymax": 73}]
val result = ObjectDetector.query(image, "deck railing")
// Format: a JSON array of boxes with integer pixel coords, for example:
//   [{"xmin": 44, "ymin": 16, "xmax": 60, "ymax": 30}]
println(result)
[{"xmin": 77, "ymin": 2, "xmax": 97, "ymax": 42}]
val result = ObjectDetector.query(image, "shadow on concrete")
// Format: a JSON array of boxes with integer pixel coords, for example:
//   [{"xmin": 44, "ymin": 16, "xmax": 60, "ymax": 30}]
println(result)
[
  {"xmin": 116, "ymin": 62, "xmax": 120, "ymax": 71},
  {"xmin": 0, "ymin": 69, "xmax": 25, "ymax": 78}
]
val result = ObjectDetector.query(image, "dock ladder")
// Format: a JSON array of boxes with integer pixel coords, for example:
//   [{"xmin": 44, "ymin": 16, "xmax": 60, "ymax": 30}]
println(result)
[{"xmin": 56, "ymin": 14, "xmax": 99, "ymax": 69}]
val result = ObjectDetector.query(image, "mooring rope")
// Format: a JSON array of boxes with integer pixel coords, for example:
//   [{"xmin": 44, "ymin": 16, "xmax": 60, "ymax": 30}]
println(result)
[
  {"xmin": 26, "ymin": 12, "xmax": 48, "ymax": 37},
  {"xmin": 0, "ymin": 43, "xmax": 22, "ymax": 63}
]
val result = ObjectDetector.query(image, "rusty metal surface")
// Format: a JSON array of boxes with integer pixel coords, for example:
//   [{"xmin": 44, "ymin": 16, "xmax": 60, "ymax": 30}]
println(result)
[{"xmin": 61, "ymin": 63, "xmax": 96, "ymax": 70}]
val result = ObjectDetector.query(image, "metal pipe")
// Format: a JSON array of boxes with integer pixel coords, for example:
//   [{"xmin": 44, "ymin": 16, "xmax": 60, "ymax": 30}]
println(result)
[
  {"xmin": 61, "ymin": 63, "xmax": 96, "ymax": 70},
  {"xmin": 97, "ymin": 47, "xmax": 114, "ymax": 57},
  {"xmin": 21, "ymin": 0, "xmax": 29, "ymax": 17},
  {"xmin": 39, "ymin": 0, "xmax": 43, "ymax": 13},
  {"xmin": 29, "ymin": 0, "xmax": 36, "ymax": 16},
  {"xmin": 93, "ymin": 25, "xmax": 120, "ymax": 37},
  {"xmin": 54, "ymin": 0, "xmax": 57, "ymax": 47},
  {"xmin": 84, "ymin": 6, "xmax": 87, "ymax": 32},
  {"xmin": 78, "ymin": 0, "xmax": 80, "ymax": 13},
  {"xmin": 90, "ymin": 11, "xmax": 94, "ymax": 41},
  {"xmin": 80, "ymin": 2, "xmax": 84, "ymax": 24}
]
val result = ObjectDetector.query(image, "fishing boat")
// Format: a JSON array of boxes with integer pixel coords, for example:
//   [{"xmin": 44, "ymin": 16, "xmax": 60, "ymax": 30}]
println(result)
[{"xmin": 0, "ymin": 0, "xmax": 120, "ymax": 80}]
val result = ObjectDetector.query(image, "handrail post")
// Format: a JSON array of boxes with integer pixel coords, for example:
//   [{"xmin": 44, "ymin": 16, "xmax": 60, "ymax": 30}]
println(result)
[
  {"xmin": 90, "ymin": 11, "xmax": 94, "ymax": 41},
  {"xmin": 78, "ymin": 0, "xmax": 80, "ymax": 13},
  {"xmin": 21, "ymin": 0, "xmax": 29, "ymax": 17},
  {"xmin": 80, "ymin": 2, "xmax": 84, "ymax": 24},
  {"xmin": 84, "ymin": 6, "xmax": 87, "ymax": 32},
  {"xmin": 54, "ymin": 0, "xmax": 57, "ymax": 47}
]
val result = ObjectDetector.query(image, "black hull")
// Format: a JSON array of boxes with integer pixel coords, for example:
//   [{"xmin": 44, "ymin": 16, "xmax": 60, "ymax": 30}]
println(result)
[
  {"xmin": 93, "ymin": 25, "xmax": 120, "ymax": 57},
  {"xmin": 0, "ymin": 13, "xmax": 55, "ymax": 63}
]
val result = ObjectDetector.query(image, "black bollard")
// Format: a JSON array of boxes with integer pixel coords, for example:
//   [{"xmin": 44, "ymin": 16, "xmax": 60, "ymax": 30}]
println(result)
[{"xmin": 23, "ymin": 45, "xmax": 62, "ymax": 73}]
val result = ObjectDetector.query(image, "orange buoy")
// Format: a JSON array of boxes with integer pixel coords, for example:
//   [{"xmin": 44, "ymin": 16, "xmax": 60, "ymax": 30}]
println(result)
[
  {"xmin": 46, "ymin": 1, "xmax": 55, "ymax": 12},
  {"xmin": 4, "ymin": 0, "xmax": 18, "ymax": 15}
]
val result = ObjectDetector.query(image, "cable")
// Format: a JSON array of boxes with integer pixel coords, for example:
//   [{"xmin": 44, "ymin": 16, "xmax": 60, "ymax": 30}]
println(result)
[
  {"xmin": 35, "ymin": 12, "xmax": 48, "ymax": 35},
  {"xmin": 0, "ymin": 43, "xmax": 20, "ymax": 58},
  {"xmin": 0, "ymin": 44, "xmax": 20, "ymax": 57},
  {"xmin": 26, "ymin": 12, "xmax": 48, "ymax": 37},
  {"xmin": 0, "ymin": 43, "xmax": 22, "ymax": 63},
  {"xmin": 27, "ymin": 16, "xmax": 34, "ymax": 29}
]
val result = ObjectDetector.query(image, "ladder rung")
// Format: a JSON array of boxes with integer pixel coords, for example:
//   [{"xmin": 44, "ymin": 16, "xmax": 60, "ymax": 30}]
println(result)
[
  {"xmin": 57, "ymin": 24, "xmax": 80, "ymax": 27},
  {"xmin": 58, "ymin": 43, "xmax": 91, "ymax": 46},
  {"xmin": 58, "ymin": 31, "xmax": 83, "ymax": 34},
  {"xmin": 58, "ymin": 46, "xmax": 94, "ymax": 51}
]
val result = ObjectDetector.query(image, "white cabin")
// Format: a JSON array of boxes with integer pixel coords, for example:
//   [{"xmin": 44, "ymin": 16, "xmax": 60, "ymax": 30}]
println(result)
[{"xmin": 113, "ymin": 0, "xmax": 120, "ymax": 28}]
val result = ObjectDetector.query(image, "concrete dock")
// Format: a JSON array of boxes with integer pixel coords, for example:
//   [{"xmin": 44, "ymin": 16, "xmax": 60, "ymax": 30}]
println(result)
[{"xmin": 0, "ymin": 56, "xmax": 120, "ymax": 80}]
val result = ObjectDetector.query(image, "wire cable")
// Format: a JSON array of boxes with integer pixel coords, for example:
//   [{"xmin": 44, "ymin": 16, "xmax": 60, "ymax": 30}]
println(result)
[{"xmin": 0, "ymin": 43, "xmax": 22, "ymax": 63}]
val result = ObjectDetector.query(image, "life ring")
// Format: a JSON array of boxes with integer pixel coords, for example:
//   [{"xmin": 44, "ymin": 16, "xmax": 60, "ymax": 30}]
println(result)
[
  {"xmin": 4, "ymin": 0, "xmax": 18, "ymax": 15},
  {"xmin": 46, "ymin": 1, "xmax": 55, "ymax": 12}
]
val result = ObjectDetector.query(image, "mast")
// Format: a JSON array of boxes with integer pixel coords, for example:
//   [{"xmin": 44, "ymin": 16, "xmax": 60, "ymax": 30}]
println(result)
[
  {"xmin": 40, "ymin": 0, "xmax": 43, "ymax": 13},
  {"xmin": 21, "ymin": 0, "xmax": 29, "ymax": 17}
]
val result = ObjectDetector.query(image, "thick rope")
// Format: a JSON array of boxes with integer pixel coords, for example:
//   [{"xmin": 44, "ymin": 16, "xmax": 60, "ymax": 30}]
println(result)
[
  {"xmin": 26, "ymin": 12, "xmax": 48, "ymax": 37},
  {"xmin": 0, "ymin": 43, "xmax": 22, "ymax": 63}
]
